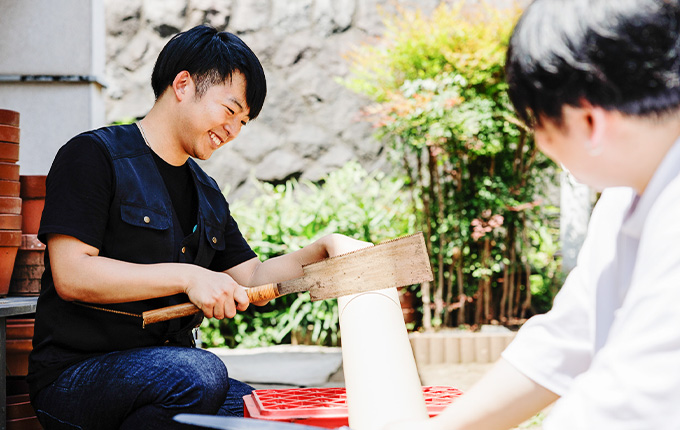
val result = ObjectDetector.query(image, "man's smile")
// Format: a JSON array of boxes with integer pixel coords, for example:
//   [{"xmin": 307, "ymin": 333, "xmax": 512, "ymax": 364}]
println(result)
[{"xmin": 208, "ymin": 130, "xmax": 224, "ymax": 147}]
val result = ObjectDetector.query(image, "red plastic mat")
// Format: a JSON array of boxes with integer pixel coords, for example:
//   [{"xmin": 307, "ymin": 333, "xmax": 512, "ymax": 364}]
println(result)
[{"xmin": 244, "ymin": 386, "xmax": 463, "ymax": 427}]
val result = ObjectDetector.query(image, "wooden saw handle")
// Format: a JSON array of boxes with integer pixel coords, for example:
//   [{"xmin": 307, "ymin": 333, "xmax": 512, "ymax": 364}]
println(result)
[{"xmin": 142, "ymin": 283, "xmax": 282, "ymax": 327}]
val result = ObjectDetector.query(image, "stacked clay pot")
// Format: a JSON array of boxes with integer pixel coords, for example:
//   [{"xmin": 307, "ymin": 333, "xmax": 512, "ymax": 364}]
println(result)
[
  {"xmin": 0, "ymin": 108, "xmax": 22, "ymax": 297},
  {"xmin": 6, "ymin": 318, "xmax": 41, "ymax": 430},
  {"xmin": 9, "ymin": 176, "xmax": 47, "ymax": 296},
  {"xmin": 5, "ymin": 318, "xmax": 34, "ymax": 376}
]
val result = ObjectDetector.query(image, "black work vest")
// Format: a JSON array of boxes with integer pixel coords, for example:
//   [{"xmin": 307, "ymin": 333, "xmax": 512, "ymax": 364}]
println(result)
[{"xmin": 29, "ymin": 124, "xmax": 229, "ymax": 391}]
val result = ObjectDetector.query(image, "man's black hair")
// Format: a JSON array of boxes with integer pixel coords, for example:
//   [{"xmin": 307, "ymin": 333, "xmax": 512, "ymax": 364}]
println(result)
[
  {"xmin": 151, "ymin": 25, "xmax": 267, "ymax": 120},
  {"xmin": 506, "ymin": 0, "xmax": 680, "ymax": 126}
]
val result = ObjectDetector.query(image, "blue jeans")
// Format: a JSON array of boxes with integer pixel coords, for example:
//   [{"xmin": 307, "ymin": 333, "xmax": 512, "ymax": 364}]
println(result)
[{"xmin": 32, "ymin": 346, "xmax": 253, "ymax": 429}]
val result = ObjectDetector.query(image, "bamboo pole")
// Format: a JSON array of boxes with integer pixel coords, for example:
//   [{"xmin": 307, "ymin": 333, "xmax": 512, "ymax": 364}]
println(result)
[{"xmin": 338, "ymin": 288, "xmax": 428, "ymax": 429}]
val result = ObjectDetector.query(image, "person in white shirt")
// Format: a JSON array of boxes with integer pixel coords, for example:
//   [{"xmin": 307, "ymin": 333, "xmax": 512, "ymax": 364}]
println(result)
[{"xmin": 385, "ymin": 0, "xmax": 680, "ymax": 428}]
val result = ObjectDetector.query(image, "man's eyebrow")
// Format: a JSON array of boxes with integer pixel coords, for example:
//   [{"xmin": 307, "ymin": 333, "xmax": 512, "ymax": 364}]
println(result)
[
  {"xmin": 226, "ymin": 97, "xmax": 251, "ymax": 120},
  {"xmin": 227, "ymin": 97, "xmax": 245, "ymax": 112}
]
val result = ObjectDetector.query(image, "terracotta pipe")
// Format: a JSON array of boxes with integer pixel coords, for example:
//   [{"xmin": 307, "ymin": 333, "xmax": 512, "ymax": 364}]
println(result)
[{"xmin": 338, "ymin": 287, "xmax": 428, "ymax": 429}]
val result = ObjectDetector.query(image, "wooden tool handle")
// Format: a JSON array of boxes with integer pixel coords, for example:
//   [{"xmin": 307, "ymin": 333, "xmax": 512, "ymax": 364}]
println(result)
[
  {"xmin": 247, "ymin": 282, "xmax": 281, "ymax": 303},
  {"xmin": 142, "ymin": 283, "xmax": 283, "ymax": 327},
  {"xmin": 142, "ymin": 302, "xmax": 200, "ymax": 327}
]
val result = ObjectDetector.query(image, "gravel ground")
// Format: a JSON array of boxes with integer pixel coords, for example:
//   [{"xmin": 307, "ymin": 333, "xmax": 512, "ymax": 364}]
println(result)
[
  {"xmin": 418, "ymin": 362, "xmax": 549, "ymax": 429},
  {"xmin": 217, "ymin": 345, "xmax": 549, "ymax": 429},
  {"xmin": 418, "ymin": 362, "xmax": 495, "ymax": 391},
  {"xmin": 329, "ymin": 360, "xmax": 549, "ymax": 428}
]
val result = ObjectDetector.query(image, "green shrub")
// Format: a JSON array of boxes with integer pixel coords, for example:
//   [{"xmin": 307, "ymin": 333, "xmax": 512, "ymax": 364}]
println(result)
[
  {"xmin": 201, "ymin": 162, "xmax": 417, "ymax": 348},
  {"xmin": 341, "ymin": 2, "xmax": 561, "ymax": 329}
]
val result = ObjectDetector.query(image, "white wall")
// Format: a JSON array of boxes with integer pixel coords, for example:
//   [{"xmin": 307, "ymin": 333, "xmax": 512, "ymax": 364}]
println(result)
[
  {"xmin": 0, "ymin": 81, "xmax": 105, "ymax": 174},
  {"xmin": 0, "ymin": 0, "xmax": 106, "ymax": 175}
]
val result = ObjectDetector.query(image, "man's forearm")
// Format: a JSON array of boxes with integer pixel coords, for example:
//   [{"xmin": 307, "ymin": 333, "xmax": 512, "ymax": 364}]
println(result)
[
  {"xmin": 48, "ymin": 233, "xmax": 239, "ymax": 308},
  {"xmin": 384, "ymin": 359, "xmax": 559, "ymax": 430},
  {"xmin": 52, "ymin": 251, "xmax": 202, "ymax": 304},
  {"xmin": 432, "ymin": 359, "xmax": 558, "ymax": 429},
  {"xmin": 232, "ymin": 233, "xmax": 371, "ymax": 287}
]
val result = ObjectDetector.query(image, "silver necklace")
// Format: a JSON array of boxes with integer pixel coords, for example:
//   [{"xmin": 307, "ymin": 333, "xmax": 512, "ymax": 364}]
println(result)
[{"xmin": 137, "ymin": 121, "xmax": 152, "ymax": 149}]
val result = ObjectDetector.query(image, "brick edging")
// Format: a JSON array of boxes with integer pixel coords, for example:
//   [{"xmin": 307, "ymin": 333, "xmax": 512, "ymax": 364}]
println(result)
[{"xmin": 409, "ymin": 331, "xmax": 516, "ymax": 365}]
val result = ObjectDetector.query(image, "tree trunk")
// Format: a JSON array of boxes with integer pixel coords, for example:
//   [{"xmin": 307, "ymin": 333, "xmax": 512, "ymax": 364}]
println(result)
[
  {"xmin": 417, "ymin": 150, "xmax": 433, "ymax": 330},
  {"xmin": 507, "ymin": 244, "xmax": 517, "ymax": 320},
  {"xmin": 483, "ymin": 238, "xmax": 491, "ymax": 323},
  {"xmin": 520, "ymin": 260, "xmax": 532, "ymax": 319},
  {"xmin": 443, "ymin": 263, "xmax": 454, "ymax": 326},
  {"xmin": 513, "ymin": 265, "xmax": 523, "ymax": 318},
  {"xmin": 421, "ymin": 281, "xmax": 432, "ymax": 330},
  {"xmin": 457, "ymin": 259, "xmax": 465, "ymax": 326},
  {"xmin": 430, "ymin": 148, "xmax": 446, "ymax": 328},
  {"xmin": 499, "ymin": 226, "xmax": 515, "ymax": 323},
  {"xmin": 401, "ymin": 145, "xmax": 421, "ymax": 229},
  {"xmin": 500, "ymin": 264, "xmax": 509, "ymax": 323},
  {"xmin": 474, "ymin": 283, "xmax": 482, "ymax": 327}
]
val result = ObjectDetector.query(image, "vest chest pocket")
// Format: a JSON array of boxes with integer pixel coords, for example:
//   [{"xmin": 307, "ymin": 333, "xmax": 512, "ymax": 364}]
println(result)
[
  {"xmin": 120, "ymin": 203, "xmax": 171, "ymax": 230},
  {"xmin": 204, "ymin": 224, "xmax": 226, "ymax": 251},
  {"xmin": 189, "ymin": 223, "xmax": 226, "ymax": 267}
]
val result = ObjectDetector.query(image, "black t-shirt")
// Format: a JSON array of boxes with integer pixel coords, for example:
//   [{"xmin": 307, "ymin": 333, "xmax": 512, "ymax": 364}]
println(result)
[
  {"xmin": 38, "ymin": 134, "xmax": 255, "ymax": 271},
  {"xmin": 29, "ymin": 130, "xmax": 257, "ymax": 399},
  {"xmin": 150, "ymin": 149, "xmax": 198, "ymax": 237}
]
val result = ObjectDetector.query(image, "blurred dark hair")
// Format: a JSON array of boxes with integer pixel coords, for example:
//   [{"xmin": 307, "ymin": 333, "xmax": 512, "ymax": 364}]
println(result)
[
  {"xmin": 506, "ymin": 0, "xmax": 680, "ymax": 126},
  {"xmin": 151, "ymin": 25, "xmax": 267, "ymax": 120}
]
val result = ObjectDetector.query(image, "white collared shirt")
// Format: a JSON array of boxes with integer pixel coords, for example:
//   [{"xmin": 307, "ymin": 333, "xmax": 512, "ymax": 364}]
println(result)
[{"xmin": 502, "ymin": 138, "xmax": 680, "ymax": 429}]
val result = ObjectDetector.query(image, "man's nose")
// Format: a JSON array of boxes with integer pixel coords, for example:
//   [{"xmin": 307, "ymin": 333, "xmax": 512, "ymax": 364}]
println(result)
[{"xmin": 223, "ymin": 118, "xmax": 242, "ymax": 139}]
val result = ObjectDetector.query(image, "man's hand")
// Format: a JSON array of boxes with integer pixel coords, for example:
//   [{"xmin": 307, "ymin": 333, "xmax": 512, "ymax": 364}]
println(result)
[
  {"xmin": 226, "ymin": 234, "xmax": 373, "ymax": 305},
  {"xmin": 184, "ymin": 267, "xmax": 249, "ymax": 319}
]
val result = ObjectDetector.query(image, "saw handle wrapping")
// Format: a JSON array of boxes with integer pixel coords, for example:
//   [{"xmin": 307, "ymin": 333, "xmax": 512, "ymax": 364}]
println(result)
[
  {"xmin": 142, "ymin": 283, "xmax": 282, "ymax": 326},
  {"xmin": 247, "ymin": 282, "xmax": 281, "ymax": 303}
]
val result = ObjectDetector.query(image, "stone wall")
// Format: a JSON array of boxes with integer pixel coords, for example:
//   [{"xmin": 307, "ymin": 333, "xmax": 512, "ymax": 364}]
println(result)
[{"xmin": 103, "ymin": 0, "xmax": 450, "ymax": 198}]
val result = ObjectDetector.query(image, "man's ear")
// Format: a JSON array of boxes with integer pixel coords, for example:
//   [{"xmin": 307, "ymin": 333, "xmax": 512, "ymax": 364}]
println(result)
[
  {"xmin": 172, "ymin": 71, "xmax": 194, "ymax": 101},
  {"xmin": 581, "ymin": 101, "xmax": 608, "ymax": 156},
  {"xmin": 588, "ymin": 107, "xmax": 608, "ymax": 146}
]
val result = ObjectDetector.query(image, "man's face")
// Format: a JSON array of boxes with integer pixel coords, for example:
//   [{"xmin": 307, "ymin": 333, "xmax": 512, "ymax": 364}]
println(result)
[
  {"xmin": 533, "ymin": 106, "xmax": 611, "ymax": 191},
  {"xmin": 180, "ymin": 71, "xmax": 250, "ymax": 161}
]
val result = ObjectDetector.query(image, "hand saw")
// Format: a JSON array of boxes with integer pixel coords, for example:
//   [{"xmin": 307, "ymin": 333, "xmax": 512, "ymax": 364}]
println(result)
[{"xmin": 142, "ymin": 232, "xmax": 432, "ymax": 326}]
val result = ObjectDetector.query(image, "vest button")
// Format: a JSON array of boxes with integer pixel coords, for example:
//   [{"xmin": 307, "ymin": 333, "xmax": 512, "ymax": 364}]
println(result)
[
  {"xmin": 212, "ymin": 237, "xmax": 217, "ymax": 244},
  {"xmin": 143, "ymin": 216, "xmax": 150, "ymax": 224},
  {"xmin": 181, "ymin": 246, "xmax": 186, "ymax": 254}
]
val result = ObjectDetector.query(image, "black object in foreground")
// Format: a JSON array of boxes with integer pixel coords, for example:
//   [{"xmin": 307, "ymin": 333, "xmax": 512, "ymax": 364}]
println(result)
[{"xmin": 173, "ymin": 414, "xmax": 352, "ymax": 429}]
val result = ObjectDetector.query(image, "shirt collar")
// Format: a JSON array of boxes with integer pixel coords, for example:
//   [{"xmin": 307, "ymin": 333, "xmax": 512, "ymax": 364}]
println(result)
[{"xmin": 621, "ymin": 136, "xmax": 680, "ymax": 238}]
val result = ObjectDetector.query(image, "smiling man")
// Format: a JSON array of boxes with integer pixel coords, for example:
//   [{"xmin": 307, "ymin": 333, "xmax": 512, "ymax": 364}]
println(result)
[{"xmin": 27, "ymin": 25, "xmax": 369, "ymax": 430}]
